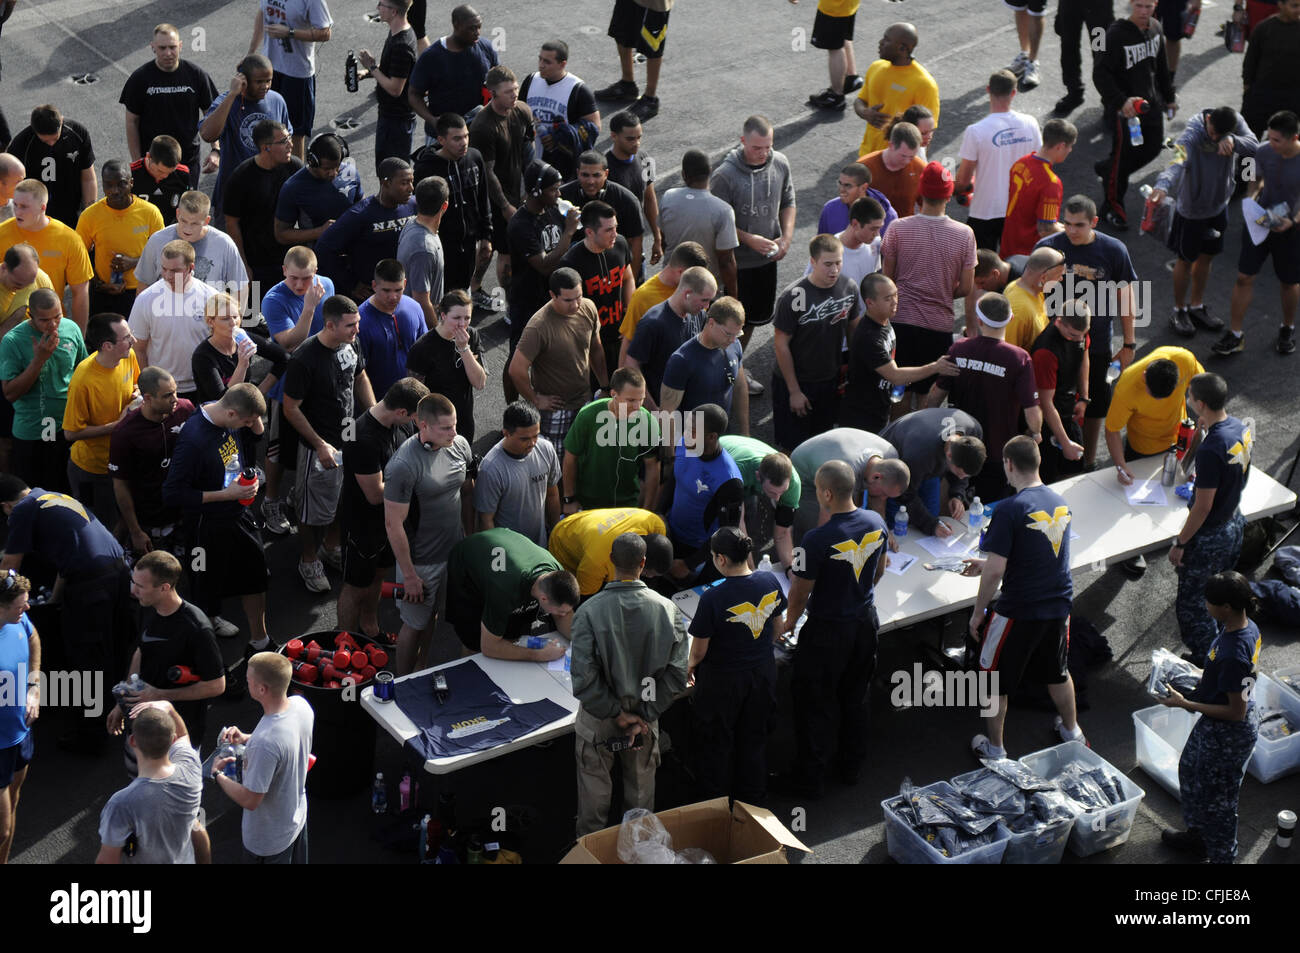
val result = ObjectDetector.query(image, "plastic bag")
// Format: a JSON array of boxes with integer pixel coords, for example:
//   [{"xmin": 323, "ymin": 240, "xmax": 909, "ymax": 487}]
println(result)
[
  {"xmin": 674, "ymin": 847, "xmax": 718, "ymax": 864},
  {"xmin": 932, "ymin": 826, "xmax": 998, "ymax": 858},
  {"xmin": 1057, "ymin": 762, "xmax": 1125, "ymax": 811},
  {"xmin": 1148, "ymin": 648, "xmax": 1202, "ymax": 698},
  {"xmin": 980, "ymin": 757, "xmax": 1058, "ymax": 792},
  {"xmin": 953, "ymin": 769, "xmax": 1027, "ymax": 815},
  {"xmin": 1258, "ymin": 709, "xmax": 1296, "ymax": 741},
  {"xmin": 1010, "ymin": 789, "xmax": 1078, "ymax": 833},
  {"xmin": 920, "ymin": 790, "xmax": 1002, "ymax": 834},
  {"xmin": 617, "ymin": 808, "xmax": 676, "ymax": 864}
]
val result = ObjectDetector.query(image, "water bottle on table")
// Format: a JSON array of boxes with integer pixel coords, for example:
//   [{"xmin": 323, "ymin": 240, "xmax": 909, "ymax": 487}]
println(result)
[
  {"xmin": 968, "ymin": 497, "xmax": 984, "ymax": 538},
  {"xmin": 894, "ymin": 505, "xmax": 909, "ymax": 537},
  {"xmin": 371, "ymin": 772, "xmax": 388, "ymax": 814}
]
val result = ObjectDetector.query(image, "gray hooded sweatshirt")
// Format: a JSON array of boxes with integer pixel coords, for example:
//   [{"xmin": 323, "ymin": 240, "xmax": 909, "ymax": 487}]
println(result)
[
  {"xmin": 1154, "ymin": 111, "xmax": 1258, "ymax": 221},
  {"xmin": 709, "ymin": 145, "xmax": 797, "ymax": 271}
]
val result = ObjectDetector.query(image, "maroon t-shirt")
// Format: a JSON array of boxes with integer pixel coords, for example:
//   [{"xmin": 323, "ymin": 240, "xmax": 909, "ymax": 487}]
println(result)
[
  {"xmin": 936, "ymin": 336, "xmax": 1038, "ymax": 461},
  {"xmin": 107, "ymin": 400, "xmax": 196, "ymax": 528}
]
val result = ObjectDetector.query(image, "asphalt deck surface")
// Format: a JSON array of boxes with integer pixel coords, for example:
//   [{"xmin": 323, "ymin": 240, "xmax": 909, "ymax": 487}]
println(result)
[{"xmin": 2, "ymin": 0, "xmax": 1298, "ymax": 869}]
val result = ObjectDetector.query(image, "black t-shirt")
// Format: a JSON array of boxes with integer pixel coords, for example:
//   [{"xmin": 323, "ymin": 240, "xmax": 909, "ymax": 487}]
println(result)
[
  {"xmin": 771, "ymin": 274, "xmax": 864, "ymax": 385},
  {"xmin": 405, "ymin": 326, "xmax": 484, "ymax": 442},
  {"xmin": 129, "ymin": 158, "xmax": 191, "ymax": 227},
  {"xmin": 8, "ymin": 120, "xmax": 96, "ymax": 227},
  {"xmin": 560, "ymin": 234, "xmax": 632, "ymax": 353},
  {"xmin": 469, "ymin": 103, "xmax": 534, "ymax": 206},
  {"xmin": 507, "ymin": 205, "xmax": 567, "ymax": 324},
  {"xmin": 282, "ymin": 335, "xmax": 367, "ymax": 445},
  {"xmin": 342, "ymin": 411, "xmax": 413, "ymax": 534},
  {"xmin": 605, "ymin": 150, "xmax": 651, "ymax": 205},
  {"xmin": 191, "ymin": 336, "xmax": 290, "ymax": 404},
  {"xmin": 223, "ymin": 157, "xmax": 304, "ymax": 275},
  {"xmin": 119, "ymin": 60, "xmax": 218, "ymax": 164},
  {"xmin": 108, "ymin": 401, "xmax": 196, "ymax": 528},
  {"xmin": 411, "ymin": 148, "xmax": 492, "ymax": 246},
  {"xmin": 377, "ymin": 27, "xmax": 418, "ymax": 119},
  {"xmin": 558, "ymin": 180, "xmax": 645, "ymax": 242},
  {"xmin": 841, "ymin": 318, "xmax": 896, "ymax": 432},
  {"xmin": 137, "ymin": 600, "xmax": 224, "ymax": 738}
]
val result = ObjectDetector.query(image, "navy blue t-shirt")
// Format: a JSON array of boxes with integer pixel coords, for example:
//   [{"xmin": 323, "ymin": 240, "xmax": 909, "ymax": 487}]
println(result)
[
  {"xmin": 314, "ymin": 196, "xmax": 417, "ymax": 293},
  {"xmin": 1036, "ymin": 231, "xmax": 1137, "ymax": 354},
  {"xmin": 627, "ymin": 300, "xmax": 705, "ymax": 405},
  {"xmin": 669, "ymin": 444, "xmax": 744, "ymax": 548},
  {"xmin": 274, "ymin": 163, "xmax": 363, "ymax": 230},
  {"xmin": 661, "ymin": 336, "xmax": 743, "ymax": 416},
  {"xmin": 1192, "ymin": 416, "xmax": 1251, "ymax": 531},
  {"xmin": 796, "ymin": 507, "xmax": 889, "ymax": 621},
  {"xmin": 3, "ymin": 489, "xmax": 124, "ymax": 575},
  {"xmin": 408, "ymin": 38, "xmax": 499, "ymax": 136},
  {"xmin": 983, "ymin": 484, "xmax": 1073, "ymax": 620},
  {"xmin": 690, "ymin": 571, "xmax": 786, "ymax": 673},
  {"xmin": 162, "ymin": 411, "xmax": 253, "ymax": 518},
  {"xmin": 1188, "ymin": 620, "xmax": 1260, "ymax": 708}
]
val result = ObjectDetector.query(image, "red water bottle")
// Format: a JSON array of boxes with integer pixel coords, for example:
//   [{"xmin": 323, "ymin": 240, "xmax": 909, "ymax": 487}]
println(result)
[
  {"xmin": 237, "ymin": 467, "xmax": 258, "ymax": 506},
  {"xmin": 1175, "ymin": 419, "xmax": 1195, "ymax": 459},
  {"xmin": 381, "ymin": 581, "xmax": 405, "ymax": 600}
]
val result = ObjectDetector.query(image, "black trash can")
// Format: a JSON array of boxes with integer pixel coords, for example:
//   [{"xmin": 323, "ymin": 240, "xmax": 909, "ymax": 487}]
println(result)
[{"xmin": 280, "ymin": 630, "xmax": 388, "ymax": 799}]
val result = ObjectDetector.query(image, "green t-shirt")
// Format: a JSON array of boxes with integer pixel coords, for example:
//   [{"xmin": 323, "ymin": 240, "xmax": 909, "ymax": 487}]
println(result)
[
  {"xmin": 448, "ymin": 528, "xmax": 561, "ymax": 638},
  {"xmin": 564, "ymin": 398, "xmax": 662, "ymax": 508},
  {"xmin": 720, "ymin": 435, "xmax": 801, "ymax": 515},
  {"xmin": 0, "ymin": 319, "xmax": 88, "ymax": 440}
]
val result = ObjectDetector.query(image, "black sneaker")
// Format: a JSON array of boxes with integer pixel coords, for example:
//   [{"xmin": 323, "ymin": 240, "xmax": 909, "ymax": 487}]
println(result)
[
  {"xmin": 1210, "ymin": 330, "xmax": 1245, "ymax": 356},
  {"xmin": 1169, "ymin": 308, "xmax": 1195, "ymax": 337},
  {"xmin": 843, "ymin": 74, "xmax": 864, "ymax": 94},
  {"xmin": 1103, "ymin": 209, "xmax": 1129, "ymax": 231},
  {"xmin": 1186, "ymin": 304, "xmax": 1223, "ymax": 331},
  {"xmin": 807, "ymin": 88, "xmax": 846, "ymax": 110},
  {"xmin": 1120, "ymin": 553, "xmax": 1147, "ymax": 578},
  {"xmin": 211, "ymin": 615, "xmax": 241, "ymax": 639},
  {"xmin": 594, "ymin": 79, "xmax": 638, "ymax": 102},
  {"xmin": 1161, "ymin": 828, "xmax": 1207, "ymax": 856},
  {"xmin": 1277, "ymin": 325, "xmax": 1296, "ymax": 355},
  {"xmin": 628, "ymin": 95, "xmax": 659, "ymax": 122},
  {"xmin": 1052, "ymin": 92, "xmax": 1084, "ymax": 117}
]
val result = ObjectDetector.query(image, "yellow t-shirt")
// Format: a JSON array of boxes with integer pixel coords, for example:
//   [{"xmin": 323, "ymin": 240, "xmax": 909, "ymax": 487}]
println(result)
[
  {"xmin": 0, "ymin": 218, "xmax": 94, "ymax": 297},
  {"xmin": 548, "ymin": 507, "xmax": 667, "ymax": 596},
  {"xmin": 0, "ymin": 268, "xmax": 54, "ymax": 320},
  {"xmin": 1105, "ymin": 346, "xmax": 1205, "ymax": 456},
  {"xmin": 817, "ymin": 0, "xmax": 860, "ymax": 16},
  {"xmin": 75, "ymin": 198, "xmax": 164, "ymax": 291},
  {"xmin": 619, "ymin": 272, "xmax": 675, "ymax": 341},
  {"xmin": 63, "ymin": 351, "xmax": 141, "ymax": 474},
  {"xmin": 1004, "ymin": 280, "xmax": 1047, "ymax": 352},
  {"xmin": 856, "ymin": 59, "xmax": 941, "ymax": 157}
]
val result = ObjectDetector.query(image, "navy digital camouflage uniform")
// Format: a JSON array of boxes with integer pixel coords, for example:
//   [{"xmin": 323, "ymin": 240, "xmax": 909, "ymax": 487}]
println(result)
[
  {"xmin": 1177, "ymin": 620, "xmax": 1261, "ymax": 864},
  {"xmin": 1176, "ymin": 417, "xmax": 1252, "ymax": 659}
]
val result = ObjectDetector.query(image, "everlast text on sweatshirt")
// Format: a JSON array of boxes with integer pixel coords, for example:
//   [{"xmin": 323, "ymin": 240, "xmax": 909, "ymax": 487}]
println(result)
[{"xmin": 1093, "ymin": 19, "xmax": 1176, "ymax": 113}]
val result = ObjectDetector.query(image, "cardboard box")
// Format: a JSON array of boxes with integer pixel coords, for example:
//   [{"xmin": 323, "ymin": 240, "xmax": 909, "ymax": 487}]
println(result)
[{"xmin": 560, "ymin": 798, "xmax": 811, "ymax": 864}]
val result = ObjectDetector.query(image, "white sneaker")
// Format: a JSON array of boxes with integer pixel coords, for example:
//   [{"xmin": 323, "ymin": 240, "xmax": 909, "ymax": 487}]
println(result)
[
  {"xmin": 1018, "ymin": 59, "xmax": 1041, "ymax": 91},
  {"xmin": 971, "ymin": 734, "xmax": 1007, "ymax": 761},
  {"xmin": 1006, "ymin": 50, "xmax": 1030, "ymax": 76},
  {"xmin": 298, "ymin": 559, "xmax": 330, "ymax": 593},
  {"xmin": 1054, "ymin": 715, "xmax": 1089, "ymax": 746},
  {"xmin": 262, "ymin": 499, "xmax": 292, "ymax": 535}
]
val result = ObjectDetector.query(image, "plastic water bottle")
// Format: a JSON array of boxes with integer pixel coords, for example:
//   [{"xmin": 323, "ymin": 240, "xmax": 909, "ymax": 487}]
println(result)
[
  {"xmin": 371, "ymin": 772, "xmax": 388, "ymax": 814},
  {"xmin": 1105, "ymin": 359, "xmax": 1122, "ymax": 386},
  {"xmin": 890, "ymin": 383, "xmax": 906, "ymax": 404},
  {"xmin": 1128, "ymin": 116, "xmax": 1143, "ymax": 147},
  {"xmin": 894, "ymin": 506, "xmax": 909, "ymax": 537},
  {"xmin": 223, "ymin": 453, "xmax": 241, "ymax": 489},
  {"xmin": 969, "ymin": 497, "xmax": 984, "ymax": 536},
  {"xmin": 399, "ymin": 772, "xmax": 412, "ymax": 813},
  {"xmin": 757, "ymin": 554, "xmax": 774, "ymax": 574}
]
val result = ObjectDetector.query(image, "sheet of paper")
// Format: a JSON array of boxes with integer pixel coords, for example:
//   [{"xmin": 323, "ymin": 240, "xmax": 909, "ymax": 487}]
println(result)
[
  {"xmin": 915, "ymin": 533, "xmax": 978, "ymax": 560},
  {"xmin": 1242, "ymin": 197, "xmax": 1271, "ymax": 246},
  {"xmin": 547, "ymin": 648, "xmax": 572, "ymax": 673},
  {"xmin": 882, "ymin": 551, "xmax": 917, "ymax": 576},
  {"xmin": 1125, "ymin": 477, "xmax": 1168, "ymax": 506}
]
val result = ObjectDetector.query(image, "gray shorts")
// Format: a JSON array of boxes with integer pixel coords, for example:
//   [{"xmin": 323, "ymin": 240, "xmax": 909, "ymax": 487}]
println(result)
[
  {"xmin": 396, "ymin": 560, "xmax": 448, "ymax": 630},
  {"xmin": 295, "ymin": 443, "xmax": 344, "ymax": 526}
]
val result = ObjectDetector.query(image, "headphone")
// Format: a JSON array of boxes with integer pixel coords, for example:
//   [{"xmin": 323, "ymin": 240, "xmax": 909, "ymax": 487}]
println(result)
[{"xmin": 307, "ymin": 132, "xmax": 350, "ymax": 168}]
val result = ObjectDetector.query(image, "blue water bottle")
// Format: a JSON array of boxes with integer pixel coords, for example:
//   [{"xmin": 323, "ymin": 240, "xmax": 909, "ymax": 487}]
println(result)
[{"xmin": 894, "ymin": 505, "xmax": 909, "ymax": 537}]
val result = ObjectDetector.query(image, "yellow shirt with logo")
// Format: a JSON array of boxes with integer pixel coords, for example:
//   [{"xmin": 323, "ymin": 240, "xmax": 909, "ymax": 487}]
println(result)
[
  {"xmin": 619, "ymin": 272, "xmax": 675, "ymax": 341},
  {"xmin": 856, "ymin": 60, "xmax": 941, "ymax": 157},
  {"xmin": 1004, "ymin": 279, "xmax": 1047, "ymax": 352},
  {"xmin": 63, "ymin": 351, "xmax": 141, "ymax": 474},
  {"xmin": 75, "ymin": 197, "xmax": 165, "ymax": 290},
  {"xmin": 548, "ymin": 507, "xmax": 667, "ymax": 596},
  {"xmin": 1105, "ymin": 346, "xmax": 1204, "ymax": 456},
  {"xmin": 0, "ymin": 268, "xmax": 54, "ymax": 320},
  {"xmin": 0, "ymin": 218, "xmax": 94, "ymax": 298}
]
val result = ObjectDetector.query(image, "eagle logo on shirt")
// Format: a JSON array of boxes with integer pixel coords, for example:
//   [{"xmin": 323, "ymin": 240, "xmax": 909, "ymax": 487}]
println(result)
[
  {"xmin": 726, "ymin": 590, "xmax": 782, "ymax": 639},
  {"xmin": 1026, "ymin": 506, "xmax": 1071, "ymax": 557},
  {"xmin": 1228, "ymin": 428, "xmax": 1253, "ymax": 469},
  {"xmin": 695, "ymin": 478, "xmax": 710, "ymax": 494},
  {"xmin": 36, "ymin": 493, "xmax": 90, "ymax": 522},
  {"xmin": 830, "ymin": 529, "xmax": 885, "ymax": 580}
]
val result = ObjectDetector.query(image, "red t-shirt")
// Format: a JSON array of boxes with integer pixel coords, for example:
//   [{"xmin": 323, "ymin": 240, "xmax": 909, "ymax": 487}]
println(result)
[
  {"xmin": 1001, "ymin": 154, "xmax": 1062, "ymax": 257},
  {"xmin": 936, "ymin": 335, "xmax": 1038, "ymax": 462}
]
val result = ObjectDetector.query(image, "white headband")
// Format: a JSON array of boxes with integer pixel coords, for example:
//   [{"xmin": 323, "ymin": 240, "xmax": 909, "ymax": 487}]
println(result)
[{"xmin": 976, "ymin": 299, "xmax": 1011, "ymax": 328}]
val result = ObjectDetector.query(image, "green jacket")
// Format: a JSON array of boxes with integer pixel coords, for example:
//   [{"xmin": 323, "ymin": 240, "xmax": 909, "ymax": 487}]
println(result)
[{"xmin": 570, "ymin": 579, "xmax": 688, "ymax": 723}]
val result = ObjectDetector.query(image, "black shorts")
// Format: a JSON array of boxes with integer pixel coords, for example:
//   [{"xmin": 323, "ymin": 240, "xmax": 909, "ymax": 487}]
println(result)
[
  {"xmin": 445, "ymin": 597, "xmax": 484, "ymax": 652},
  {"xmin": 892, "ymin": 323, "xmax": 955, "ymax": 393},
  {"xmin": 491, "ymin": 207, "xmax": 510, "ymax": 251},
  {"xmin": 811, "ymin": 10, "xmax": 855, "ymax": 49},
  {"xmin": 736, "ymin": 261, "xmax": 779, "ymax": 327},
  {"xmin": 0, "ymin": 732, "xmax": 33, "ymax": 788},
  {"xmin": 977, "ymin": 612, "xmax": 1069, "ymax": 696},
  {"xmin": 1085, "ymin": 351, "xmax": 1113, "ymax": 419},
  {"xmin": 272, "ymin": 73, "xmax": 317, "ymax": 140},
  {"xmin": 1157, "ymin": 0, "xmax": 1185, "ymax": 38},
  {"xmin": 269, "ymin": 401, "xmax": 299, "ymax": 470},
  {"xmin": 1005, "ymin": 0, "xmax": 1049, "ymax": 14},
  {"xmin": 608, "ymin": 0, "xmax": 670, "ymax": 59},
  {"xmin": 1167, "ymin": 208, "xmax": 1227, "ymax": 262},
  {"xmin": 1237, "ymin": 224, "xmax": 1300, "ymax": 285},
  {"xmin": 188, "ymin": 511, "xmax": 269, "ymax": 607},
  {"xmin": 342, "ymin": 524, "xmax": 394, "ymax": 588},
  {"xmin": 968, "ymin": 216, "xmax": 1006, "ymax": 252},
  {"xmin": 408, "ymin": 0, "xmax": 426, "ymax": 37}
]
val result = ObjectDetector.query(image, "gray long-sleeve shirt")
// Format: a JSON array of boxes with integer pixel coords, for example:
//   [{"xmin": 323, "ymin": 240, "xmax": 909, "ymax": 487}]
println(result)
[
  {"xmin": 709, "ymin": 146, "xmax": 796, "ymax": 271},
  {"xmin": 880, "ymin": 408, "xmax": 983, "ymax": 536},
  {"xmin": 570, "ymin": 579, "xmax": 688, "ymax": 724},
  {"xmin": 1154, "ymin": 111, "xmax": 1258, "ymax": 221}
]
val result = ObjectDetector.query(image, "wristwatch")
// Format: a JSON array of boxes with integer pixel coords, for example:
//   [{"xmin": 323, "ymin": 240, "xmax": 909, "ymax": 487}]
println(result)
[
  {"xmin": 288, "ymin": 28, "xmax": 296, "ymax": 38},
  {"xmin": 1121, "ymin": 342, "xmax": 1136, "ymax": 350},
  {"xmin": 562, "ymin": 495, "xmax": 577, "ymax": 505}
]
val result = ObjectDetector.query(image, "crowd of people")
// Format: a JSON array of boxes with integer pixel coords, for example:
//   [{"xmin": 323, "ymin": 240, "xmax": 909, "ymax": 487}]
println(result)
[{"xmin": 0, "ymin": 0, "xmax": 1295, "ymax": 864}]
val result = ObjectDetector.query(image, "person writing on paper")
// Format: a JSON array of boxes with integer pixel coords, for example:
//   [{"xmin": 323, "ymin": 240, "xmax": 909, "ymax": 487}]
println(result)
[
  {"xmin": 687, "ymin": 527, "xmax": 786, "ymax": 804},
  {"xmin": 880, "ymin": 407, "xmax": 985, "ymax": 539},
  {"xmin": 966, "ymin": 436, "xmax": 1086, "ymax": 760},
  {"xmin": 1158, "ymin": 571, "xmax": 1261, "ymax": 864},
  {"xmin": 788, "ymin": 427, "xmax": 910, "ymax": 548}
]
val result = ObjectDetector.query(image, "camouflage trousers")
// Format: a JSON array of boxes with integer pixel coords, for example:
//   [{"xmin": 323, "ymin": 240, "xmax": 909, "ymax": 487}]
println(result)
[
  {"xmin": 1176, "ymin": 512, "xmax": 1246, "ymax": 658},
  {"xmin": 1179, "ymin": 706, "xmax": 1258, "ymax": 863}
]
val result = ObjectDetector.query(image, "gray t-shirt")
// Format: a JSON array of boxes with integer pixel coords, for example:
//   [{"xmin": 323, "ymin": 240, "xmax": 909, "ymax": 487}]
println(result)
[
  {"xmin": 241, "ymin": 695, "xmax": 314, "ymax": 857},
  {"xmin": 657, "ymin": 186, "xmax": 740, "ymax": 283},
  {"xmin": 397, "ymin": 219, "xmax": 444, "ymax": 306},
  {"xmin": 383, "ymin": 432, "xmax": 473, "ymax": 563},
  {"xmin": 474, "ymin": 437, "xmax": 561, "ymax": 546},
  {"xmin": 880, "ymin": 408, "xmax": 984, "ymax": 535},
  {"xmin": 135, "ymin": 224, "xmax": 249, "ymax": 293},
  {"xmin": 791, "ymin": 428, "xmax": 898, "ymax": 505},
  {"xmin": 1256, "ymin": 143, "xmax": 1300, "ymax": 219},
  {"xmin": 98, "ymin": 739, "xmax": 203, "ymax": 864},
  {"xmin": 260, "ymin": 0, "xmax": 333, "ymax": 78}
]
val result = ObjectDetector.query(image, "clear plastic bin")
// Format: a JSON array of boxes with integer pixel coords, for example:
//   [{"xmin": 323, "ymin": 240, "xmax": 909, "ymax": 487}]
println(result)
[
  {"xmin": 950, "ymin": 768, "xmax": 1077, "ymax": 864},
  {"xmin": 1132, "ymin": 705, "xmax": 1200, "ymax": 800},
  {"xmin": 1272, "ymin": 665, "xmax": 1300, "ymax": 705},
  {"xmin": 1018, "ymin": 742, "xmax": 1145, "ymax": 857},
  {"xmin": 881, "ymin": 781, "xmax": 1011, "ymax": 864},
  {"xmin": 1247, "ymin": 673, "xmax": 1300, "ymax": 784}
]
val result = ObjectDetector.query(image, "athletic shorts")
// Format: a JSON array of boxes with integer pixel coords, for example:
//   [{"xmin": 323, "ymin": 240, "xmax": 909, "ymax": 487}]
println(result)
[
  {"xmin": 978, "ymin": 612, "xmax": 1069, "ymax": 696},
  {"xmin": 272, "ymin": 73, "xmax": 317, "ymax": 139},
  {"xmin": 892, "ymin": 323, "xmax": 955, "ymax": 393},
  {"xmin": 1157, "ymin": 0, "xmax": 1185, "ymax": 38},
  {"xmin": 1085, "ymin": 352, "xmax": 1113, "ymax": 419},
  {"xmin": 736, "ymin": 261, "xmax": 779, "ymax": 327},
  {"xmin": 188, "ymin": 510, "xmax": 269, "ymax": 602},
  {"xmin": 268, "ymin": 400, "xmax": 299, "ymax": 469},
  {"xmin": 1004, "ymin": 0, "xmax": 1049, "ymax": 14},
  {"xmin": 342, "ymin": 522, "xmax": 394, "ymax": 588},
  {"xmin": 0, "ymin": 732, "xmax": 34, "ymax": 788},
  {"xmin": 295, "ymin": 443, "xmax": 344, "ymax": 527},
  {"xmin": 1237, "ymin": 224, "xmax": 1300, "ymax": 285},
  {"xmin": 811, "ymin": 10, "xmax": 855, "ymax": 49},
  {"xmin": 1167, "ymin": 208, "xmax": 1227, "ymax": 262},
  {"xmin": 608, "ymin": 0, "xmax": 670, "ymax": 59},
  {"xmin": 395, "ymin": 560, "xmax": 448, "ymax": 630}
]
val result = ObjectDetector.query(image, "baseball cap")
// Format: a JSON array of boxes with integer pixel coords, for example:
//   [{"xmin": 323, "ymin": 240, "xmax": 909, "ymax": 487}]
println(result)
[{"xmin": 919, "ymin": 161, "xmax": 955, "ymax": 201}]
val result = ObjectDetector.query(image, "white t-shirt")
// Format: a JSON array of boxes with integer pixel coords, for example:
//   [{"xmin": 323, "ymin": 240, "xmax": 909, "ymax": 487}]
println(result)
[
  {"xmin": 958, "ymin": 110, "xmax": 1043, "ymax": 221},
  {"xmin": 806, "ymin": 238, "xmax": 881, "ymax": 288},
  {"xmin": 128, "ymin": 278, "xmax": 220, "ymax": 393}
]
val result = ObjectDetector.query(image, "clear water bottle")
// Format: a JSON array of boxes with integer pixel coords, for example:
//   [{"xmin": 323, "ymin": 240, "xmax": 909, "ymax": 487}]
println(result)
[
  {"xmin": 890, "ymin": 383, "xmax": 906, "ymax": 404},
  {"xmin": 894, "ymin": 505, "xmax": 909, "ymax": 537},
  {"xmin": 757, "ymin": 554, "xmax": 774, "ymax": 574},
  {"xmin": 1128, "ymin": 116, "xmax": 1143, "ymax": 147},
  {"xmin": 968, "ymin": 497, "xmax": 984, "ymax": 536},
  {"xmin": 223, "ymin": 453, "xmax": 241, "ymax": 489},
  {"xmin": 371, "ymin": 772, "xmax": 388, "ymax": 814},
  {"xmin": 1105, "ymin": 359, "xmax": 1122, "ymax": 386}
]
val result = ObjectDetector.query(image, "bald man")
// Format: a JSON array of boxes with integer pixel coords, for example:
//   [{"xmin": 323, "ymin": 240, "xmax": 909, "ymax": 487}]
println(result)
[
  {"xmin": 853, "ymin": 23, "xmax": 940, "ymax": 158},
  {"xmin": 0, "ymin": 153, "xmax": 24, "ymax": 222}
]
